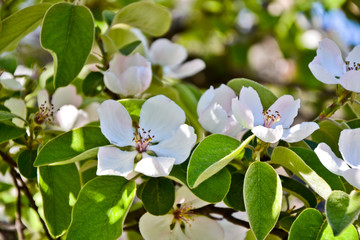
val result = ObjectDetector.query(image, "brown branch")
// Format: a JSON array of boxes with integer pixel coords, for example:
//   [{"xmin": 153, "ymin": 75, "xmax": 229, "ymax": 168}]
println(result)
[{"xmin": 9, "ymin": 169, "xmax": 24, "ymax": 240}]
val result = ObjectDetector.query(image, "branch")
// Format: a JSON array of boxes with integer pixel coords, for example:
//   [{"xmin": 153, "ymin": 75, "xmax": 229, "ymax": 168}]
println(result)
[{"xmin": 9, "ymin": 169, "xmax": 24, "ymax": 240}]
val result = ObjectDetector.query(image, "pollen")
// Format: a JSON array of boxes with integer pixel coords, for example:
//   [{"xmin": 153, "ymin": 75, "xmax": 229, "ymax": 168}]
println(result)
[
  {"xmin": 263, "ymin": 109, "xmax": 281, "ymax": 128},
  {"xmin": 132, "ymin": 126, "xmax": 154, "ymax": 153},
  {"xmin": 345, "ymin": 61, "xmax": 360, "ymax": 71},
  {"xmin": 35, "ymin": 101, "xmax": 54, "ymax": 124},
  {"xmin": 173, "ymin": 203, "xmax": 195, "ymax": 224}
]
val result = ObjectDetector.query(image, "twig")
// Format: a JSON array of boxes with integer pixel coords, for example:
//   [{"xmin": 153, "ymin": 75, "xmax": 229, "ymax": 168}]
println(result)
[{"xmin": 9, "ymin": 169, "xmax": 24, "ymax": 240}]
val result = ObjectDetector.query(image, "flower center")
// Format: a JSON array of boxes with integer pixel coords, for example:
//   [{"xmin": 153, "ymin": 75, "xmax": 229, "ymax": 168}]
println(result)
[
  {"xmin": 345, "ymin": 61, "xmax": 360, "ymax": 71},
  {"xmin": 132, "ymin": 126, "xmax": 154, "ymax": 153},
  {"xmin": 173, "ymin": 203, "xmax": 195, "ymax": 224},
  {"xmin": 35, "ymin": 101, "xmax": 54, "ymax": 124},
  {"xmin": 263, "ymin": 109, "xmax": 281, "ymax": 128}
]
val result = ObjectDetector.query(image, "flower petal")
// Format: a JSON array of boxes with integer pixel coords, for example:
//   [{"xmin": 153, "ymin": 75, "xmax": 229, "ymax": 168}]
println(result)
[
  {"xmin": 342, "ymin": 168, "xmax": 360, "ymax": 190},
  {"xmin": 0, "ymin": 75, "xmax": 25, "ymax": 91},
  {"xmin": 166, "ymin": 59, "xmax": 205, "ymax": 79},
  {"xmin": 212, "ymin": 84, "xmax": 236, "ymax": 114},
  {"xmin": 198, "ymin": 103, "xmax": 229, "ymax": 134},
  {"xmin": 97, "ymin": 146, "xmax": 137, "ymax": 177},
  {"xmin": 317, "ymin": 38, "xmax": 344, "ymax": 77},
  {"xmin": 55, "ymin": 105, "xmax": 79, "ymax": 131},
  {"xmin": 252, "ymin": 125, "xmax": 283, "ymax": 143},
  {"xmin": 338, "ymin": 128, "xmax": 360, "ymax": 168},
  {"xmin": 175, "ymin": 186, "xmax": 208, "ymax": 209},
  {"xmin": 4, "ymin": 98, "xmax": 26, "ymax": 128},
  {"xmin": 197, "ymin": 86, "xmax": 215, "ymax": 115},
  {"xmin": 232, "ymin": 98, "xmax": 255, "ymax": 129},
  {"xmin": 239, "ymin": 87, "xmax": 264, "ymax": 126},
  {"xmin": 149, "ymin": 38, "xmax": 187, "ymax": 67},
  {"xmin": 82, "ymin": 102, "xmax": 100, "ymax": 122},
  {"xmin": 73, "ymin": 109, "xmax": 89, "ymax": 129},
  {"xmin": 339, "ymin": 70, "xmax": 360, "ymax": 93},
  {"xmin": 52, "ymin": 85, "xmax": 82, "ymax": 111},
  {"xmin": 281, "ymin": 122, "xmax": 319, "ymax": 143},
  {"xmin": 98, "ymin": 100, "xmax": 134, "ymax": 147},
  {"xmin": 184, "ymin": 216, "xmax": 224, "ymax": 240},
  {"xmin": 139, "ymin": 95, "xmax": 186, "ymax": 142},
  {"xmin": 135, "ymin": 154, "xmax": 175, "ymax": 177},
  {"xmin": 308, "ymin": 56, "xmax": 340, "ymax": 84},
  {"xmin": 222, "ymin": 115, "xmax": 246, "ymax": 139},
  {"xmin": 269, "ymin": 95, "xmax": 300, "ymax": 128},
  {"xmin": 149, "ymin": 124, "xmax": 197, "ymax": 164},
  {"xmin": 139, "ymin": 213, "xmax": 175, "ymax": 240},
  {"xmin": 314, "ymin": 142, "xmax": 350, "ymax": 175},
  {"xmin": 345, "ymin": 45, "xmax": 360, "ymax": 63},
  {"xmin": 37, "ymin": 89, "xmax": 50, "ymax": 107}
]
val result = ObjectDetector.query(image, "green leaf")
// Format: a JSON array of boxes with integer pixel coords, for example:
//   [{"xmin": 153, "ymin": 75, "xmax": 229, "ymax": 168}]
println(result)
[
  {"xmin": 0, "ymin": 122, "xmax": 26, "ymax": 144},
  {"xmin": 223, "ymin": 171, "xmax": 246, "ymax": 211},
  {"xmin": 66, "ymin": 176, "xmax": 136, "ymax": 240},
  {"xmin": 119, "ymin": 40, "xmax": 142, "ymax": 56},
  {"xmin": 141, "ymin": 178, "xmax": 175, "ymax": 215},
  {"xmin": 0, "ymin": 56, "xmax": 17, "ymax": 74},
  {"xmin": 0, "ymin": 110, "xmax": 20, "ymax": 122},
  {"xmin": 102, "ymin": 10, "xmax": 115, "ymax": 26},
  {"xmin": 17, "ymin": 150, "xmax": 37, "ymax": 179},
  {"xmin": 41, "ymin": 2, "xmax": 94, "ymax": 88},
  {"xmin": 288, "ymin": 208, "xmax": 324, "ymax": 240},
  {"xmin": 320, "ymin": 222, "xmax": 358, "ymax": 240},
  {"xmin": 34, "ymin": 127, "xmax": 109, "ymax": 166},
  {"xmin": 79, "ymin": 160, "xmax": 97, "ymax": 185},
  {"xmin": 326, "ymin": 190, "xmax": 360, "ymax": 236},
  {"xmin": 118, "ymin": 99, "xmax": 145, "ymax": 121},
  {"xmin": 112, "ymin": 2, "xmax": 171, "ymax": 36},
  {"xmin": 82, "ymin": 72, "xmax": 104, "ymax": 96},
  {"xmin": 39, "ymin": 163, "xmax": 81, "ymax": 238},
  {"xmin": 227, "ymin": 78, "xmax": 277, "ymax": 109},
  {"xmin": 347, "ymin": 119, "xmax": 360, "ymax": 129},
  {"xmin": 187, "ymin": 134, "xmax": 254, "ymax": 188},
  {"xmin": 0, "ymin": 3, "xmax": 52, "ymax": 53},
  {"xmin": 270, "ymin": 146, "xmax": 332, "ymax": 199},
  {"xmin": 244, "ymin": 162, "xmax": 282, "ymax": 240}
]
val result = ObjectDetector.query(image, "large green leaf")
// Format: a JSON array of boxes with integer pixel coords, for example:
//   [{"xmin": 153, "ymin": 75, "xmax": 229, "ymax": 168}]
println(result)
[
  {"xmin": 0, "ymin": 110, "xmax": 23, "ymax": 122},
  {"xmin": 39, "ymin": 163, "xmax": 81, "ymax": 238},
  {"xmin": 34, "ymin": 127, "xmax": 109, "ymax": 166},
  {"xmin": 0, "ymin": 3, "xmax": 52, "ymax": 53},
  {"xmin": 0, "ymin": 122, "xmax": 26, "ymax": 144},
  {"xmin": 326, "ymin": 191, "xmax": 360, "ymax": 236},
  {"xmin": 82, "ymin": 72, "xmax": 104, "ymax": 97},
  {"xmin": 66, "ymin": 176, "xmax": 136, "ymax": 240},
  {"xmin": 41, "ymin": 2, "xmax": 94, "ymax": 88},
  {"xmin": 288, "ymin": 208, "xmax": 324, "ymax": 240},
  {"xmin": 17, "ymin": 150, "xmax": 37, "ymax": 179},
  {"xmin": 112, "ymin": 2, "xmax": 171, "ymax": 36},
  {"xmin": 320, "ymin": 222, "xmax": 358, "ymax": 240},
  {"xmin": 223, "ymin": 171, "xmax": 246, "ymax": 211},
  {"xmin": 244, "ymin": 162, "xmax": 282, "ymax": 240},
  {"xmin": 270, "ymin": 146, "xmax": 332, "ymax": 199},
  {"xmin": 187, "ymin": 134, "xmax": 254, "ymax": 188}
]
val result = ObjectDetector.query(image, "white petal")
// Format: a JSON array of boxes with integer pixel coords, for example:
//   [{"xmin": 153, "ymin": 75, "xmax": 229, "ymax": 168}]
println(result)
[
  {"xmin": 308, "ymin": 56, "xmax": 340, "ymax": 84},
  {"xmin": 342, "ymin": 168, "xmax": 360, "ymax": 190},
  {"xmin": 339, "ymin": 70, "xmax": 360, "ymax": 93},
  {"xmin": 232, "ymin": 98, "xmax": 255, "ymax": 129},
  {"xmin": 222, "ymin": 115, "xmax": 246, "ymax": 139},
  {"xmin": 55, "ymin": 105, "xmax": 79, "ymax": 131},
  {"xmin": 82, "ymin": 102, "xmax": 100, "ymax": 122},
  {"xmin": 149, "ymin": 124, "xmax": 197, "ymax": 165},
  {"xmin": 166, "ymin": 59, "xmax": 205, "ymax": 79},
  {"xmin": 4, "ymin": 98, "xmax": 26, "ymax": 128},
  {"xmin": 139, "ymin": 213, "xmax": 175, "ymax": 240},
  {"xmin": 198, "ymin": 103, "xmax": 229, "ymax": 134},
  {"xmin": 252, "ymin": 125, "xmax": 283, "ymax": 143},
  {"xmin": 175, "ymin": 186, "xmax": 208, "ymax": 209},
  {"xmin": 317, "ymin": 38, "xmax": 345, "ymax": 77},
  {"xmin": 103, "ymin": 71, "xmax": 123, "ymax": 94},
  {"xmin": 184, "ymin": 216, "xmax": 224, "ymax": 240},
  {"xmin": 135, "ymin": 154, "xmax": 175, "ymax": 177},
  {"xmin": 98, "ymin": 100, "xmax": 134, "ymax": 147},
  {"xmin": 37, "ymin": 89, "xmax": 50, "ymax": 107},
  {"xmin": 281, "ymin": 122, "xmax": 319, "ymax": 143},
  {"xmin": 72, "ymin": 109, "xmax": 89, "ymax": 129},
  {"xmin": 97, "ymin": 146, "xmax": 137, "ymax": 177},
  {"xmin": 314, "ymin": 143, "xmax": 350, "ymax": 176},
  {"xmin": 52, "ymin": 85, "xmax": 82, "ymax": 111},
  {"xmin": 139, "ymin": 95, "xmax": 186, "ymax": 142},
  {"xmin": 149, "ymin": 38, "xmax": 187, "ymax": 67},
  {"xmin": 345, "ymin": 45, "xmax": 360, "ymax": 63},
  {"xmin": 197, "ymin": 86, "xmax": 215, "ymax": 115},
  {"xmin": 339, "ymin": 128, "xmax": 360, "ymax": 168},
  {"xmin": 239, "ymin": 87, "xmax": 264, "ymax": 126},
  {"xmin": 269, "ymin": 95, "xmax": 300, "ymax": 129},
  {"xmin": 211, "ymin": 84, "xmax": 236, "ymax": 114},
  {"xmin": 0, "ymin": 77, "xmax": 24, "ymax": 91}
]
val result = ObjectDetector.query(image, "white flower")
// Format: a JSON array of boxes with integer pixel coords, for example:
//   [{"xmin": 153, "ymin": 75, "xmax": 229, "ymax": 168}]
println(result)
[
  {"xmin": 4, "ymin": 98, "xmax": 27, "ymax": 128},
  {"xmin": 315, "ymin": 128, "xmax": 360, "ymax": 189},
  {"xmin": 139, "ymin": 186, "xmax": 224, "ymax": 240},
  {"xmin": 309, "ymin": 38, "xmax": 360, "ymax": 92},
  {"xmin": 0, "ymin": 65, "xmax": 33, "ymax": 91},
  {"xmin": 36, "ymin": 85, "xmax": 99, "ymax": 131},
  {"xmin": 149, "ymin": 38, "xmax": 205, "ymax": 79},
  {"xmin": 232, "ymin": 87, "xmax": 319, "ymax": 143},
  {"xmin": 104, "ymin": 53, "xmax": 152, "ymax": 97},
  {"xmin": 197, "ymin": 84, "xmax": 244, "ymax": 139},
  {"xmin": 97, "ymin": 95, "xmax": 197, "ymax": 177}
]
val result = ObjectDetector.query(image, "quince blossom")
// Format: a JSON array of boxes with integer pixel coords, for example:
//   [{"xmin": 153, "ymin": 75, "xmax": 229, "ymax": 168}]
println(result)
[
  {"xmin": 232, "ymin": 87, "xmax": 319, "ymax": 143},
  {"xmin": 197, "ymin": 84, "xmax": 244, "ymax": 139},
  {"xmin": 4, "ymin": 98, "xmax": 27, "ymax": 128},
  {"xmin": 0, "ymin": 65, "xmax": 33, "ymax": 91},
  {"xmin": 97, "ymin": 95, "xmax": 197, "ymax": 177},
  {"xmin": 139, "ymin": 186, "xmax": 224, "ymax": 240},
  {"xmin": 309, "ymin": 38, "xmax": 360, "ymax": 92},
  {"xmin": 315, "ymin": 128, "xmax": 360, "ymax": 189},
  {"xmin": 104, "ymin": 53, "xmax": 152, "ymax": 97}
]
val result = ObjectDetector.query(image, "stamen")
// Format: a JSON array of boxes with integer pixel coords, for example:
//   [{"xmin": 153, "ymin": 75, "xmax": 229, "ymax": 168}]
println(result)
[
  {"xmin": 35, "ymin": 101, "xmax": 55, "ymax": 124},
  {"xmin": 173, "ymin": 203, "xmax": 195, "ymax": 224},
  {"xmin": 132, "ymin": 125, "xmax": 154, "ymax": 152},
  {"xmin": 345, "ymin": 61, "xmax": 360, "ymax": 71},
  {"xmin": 262, "ymin": 109, "xmax": 281, "ymax": 128}
]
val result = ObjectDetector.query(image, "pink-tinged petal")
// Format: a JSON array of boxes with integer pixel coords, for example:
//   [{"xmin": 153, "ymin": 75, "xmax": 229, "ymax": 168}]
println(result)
[
  {"xmin": 52, "ymin": 85, "xmax": 82, "ymax": 111},
  {"xmin": 252, "ymin": 125, "xmax": 283, "ymax": 143},
  {"xmin": 223, "ymin": 115, "xmax": 246, "ymax": 139},
  {"xmin": 308, "ymin": 56, "xmax": 340, "ymax": 84},
  {"xmin": 97, "ymin": 146, "xmax": 137, "ymax": 177},
  {"xmin": 82, "ymin": 102, "xmax": 100, "ymax": 122},
  {"xmin": 198, "ymin": 103, "xmax": 229, "ymax": 134},
  {"xmin": 232, "ymin": 98, "xmax": 255, "ymax": 129},
  {"xmin": 4, "ymin": 98, "xmax": 26, "ymax": 128},
  {"xmin": 72, "ymin": 110, "xmax": 89, "ymax": 129},
  {"xmin": 342, "ymin": 168, "xmax": 360, "ymax": 190},
  {"xmin": 338, "ymin": 128, "xmax": 360, "ymax": 168},
  {"xmin": 314, "ymin": 143, "xmax": 350, "ymax": 176},
  {"xmin": 139, "ymin": 95, "xmax": 186, "ymax": 142},
  {"xmin": 149, "ymin": 38, "xmax": 187, "ymax": 67},
  {"xmin": 55, "ymin": 105, "xmax": 79, "ymax": 131},
  {"xmin": 184, "ymin": 216, "xmax": 224, "ymax": 240},
  {"xmin": 149, "ymin": 124, "xmax": 196, "ymax": 165},
  {"xmin": 139, "ymin": 213, "xmax": 176, "ymax": 240},
  {"xmin": 98, "ymin": 100, "xmax": 134, "ymax": 147},
  {"xmin": 339, "ymin": 70, "xmax": 360, "ymax": 93},
  {"xmin": 212, "ymin": 84, "xmax": 236, "ymax": 114},
  {"xmin": 135, "ymin": 154, "xmax": 175, "ymax": 177},
  {"xmin": 175, "ymin": 186, "xmax": 208, "ymax": 209},
  {"xmin": 239, "ymin": 87, "xmax": 264, "ymax": 126},
  {"xmin": 345, "ymin": 45, "xmax": 360, "ymax": 63},
  {"xmin": 269, "ymin": 95, "xmax": 300, "ymax": 129},
  {"xmin": 281, "ymin": 122, "xmax": 319, "ymax": 143},
  {"xmin": 166, "ymin": 59, "xmax": 205, "ymax": 79},
  {"xmin": 103, "ymin": 71, "xmax": 123, "ymax": 94},
  {"xmin": 317, "ymin": 38, "xmax": 344, "ymax": 76}
]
